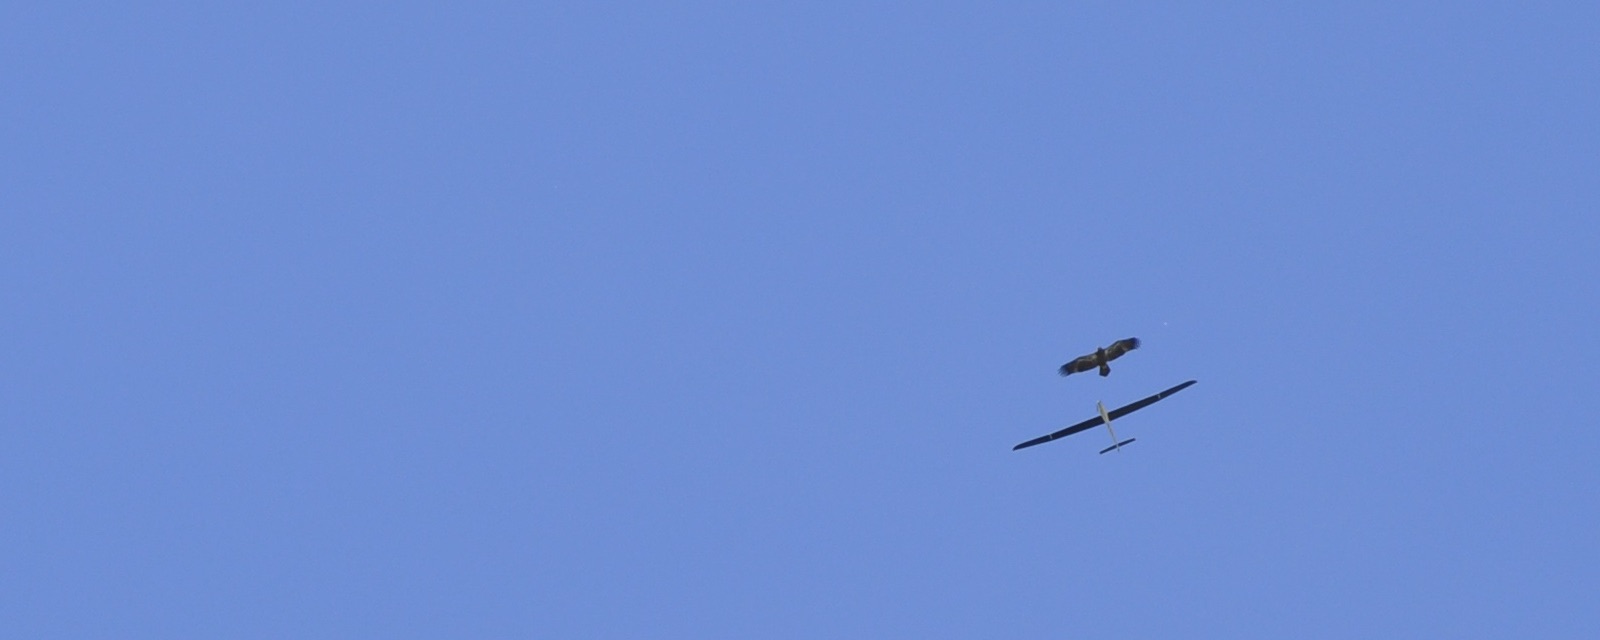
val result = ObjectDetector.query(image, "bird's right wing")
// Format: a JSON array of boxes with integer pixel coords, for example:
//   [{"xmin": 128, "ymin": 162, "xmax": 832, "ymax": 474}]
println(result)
[{"xmin": 1058, "ymin": 354, "xmax": 1097, "ymax": 376}]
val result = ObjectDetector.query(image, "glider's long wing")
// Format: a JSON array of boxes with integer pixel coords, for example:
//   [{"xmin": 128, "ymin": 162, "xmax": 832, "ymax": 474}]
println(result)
[{"xmin": 1012, "ymin": 379, "xmax": 1197, "ymax": 451}]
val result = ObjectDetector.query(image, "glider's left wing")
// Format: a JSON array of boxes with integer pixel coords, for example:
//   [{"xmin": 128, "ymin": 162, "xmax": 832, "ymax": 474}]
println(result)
[{"xmin": 1012, "ymin": 379, "xmax": 1197, "ymax": 451}]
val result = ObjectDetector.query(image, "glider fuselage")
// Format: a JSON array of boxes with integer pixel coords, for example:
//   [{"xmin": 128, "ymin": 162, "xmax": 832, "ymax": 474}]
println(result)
[{"xmin": 1097, "ymin": 401, "xmax": 1123, "ymax": 452}]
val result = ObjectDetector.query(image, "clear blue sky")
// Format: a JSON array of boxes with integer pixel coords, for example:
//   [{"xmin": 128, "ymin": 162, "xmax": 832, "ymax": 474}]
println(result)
[{"xmin": 5, "ymin": 3, "xmax": 1597, "ymax": 637}]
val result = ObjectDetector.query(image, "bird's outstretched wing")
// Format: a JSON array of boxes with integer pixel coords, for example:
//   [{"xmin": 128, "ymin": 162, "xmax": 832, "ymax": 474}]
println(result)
[
  {"xmin": 1103, "ymin": 337, "xmax": 1141, "ymax": 361},
  {"xmin": 1058, "ymin": 354, "xmax": 1099, "ymax": 376},
  {"xmin": 1013, "ymin": 380, "xmax": 1197, "ymax": 451}
]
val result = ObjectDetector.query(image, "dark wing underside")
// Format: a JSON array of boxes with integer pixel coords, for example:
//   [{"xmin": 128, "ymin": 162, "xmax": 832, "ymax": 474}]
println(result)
[
  {"xmin": 1058, "ymin": 354, "xmax": 1100, "ymax": 376},
  {"xmin": 1012, "ymin": 379, "xmax": 1197, "ymax": 451},
  {"xmin": 1102, "ymin": 337, "xmax": 1141, "ymax": 361}
]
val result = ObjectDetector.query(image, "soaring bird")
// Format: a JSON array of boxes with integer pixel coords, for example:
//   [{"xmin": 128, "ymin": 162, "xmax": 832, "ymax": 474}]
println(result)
[{"xmin": 1059, "ymin": 338, "xmax": 1141, "ymax": 377}]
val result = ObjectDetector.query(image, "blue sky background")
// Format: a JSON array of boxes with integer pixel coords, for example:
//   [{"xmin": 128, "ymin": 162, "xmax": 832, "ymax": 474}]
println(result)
[{"xmin": 4, "ymin": 3, "xmax": 1598, "ymax": 637}]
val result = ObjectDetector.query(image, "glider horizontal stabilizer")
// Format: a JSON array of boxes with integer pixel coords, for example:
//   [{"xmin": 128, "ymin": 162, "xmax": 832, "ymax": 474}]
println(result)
[{"xmin": 1099, "ymin": 438, "xmax": 1137, "ymax": 454}]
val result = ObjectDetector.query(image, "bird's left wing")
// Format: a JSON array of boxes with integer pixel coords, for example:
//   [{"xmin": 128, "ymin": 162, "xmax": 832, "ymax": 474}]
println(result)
[{"xmin": 1103, "ymin": 337, "xmax": 1141, "ymax": 360}]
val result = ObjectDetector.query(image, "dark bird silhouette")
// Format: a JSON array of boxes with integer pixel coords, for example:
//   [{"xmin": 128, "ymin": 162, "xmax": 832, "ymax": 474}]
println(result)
[{"xmin": 1059, "ymin": 338, "xmax": 1141, "ymax": 377}]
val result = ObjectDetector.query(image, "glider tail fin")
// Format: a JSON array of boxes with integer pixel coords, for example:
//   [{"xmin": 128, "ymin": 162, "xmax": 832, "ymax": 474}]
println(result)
[{"xmin": 1099, "ymin": 438, "xmax": 1137, "ymax": 454}]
